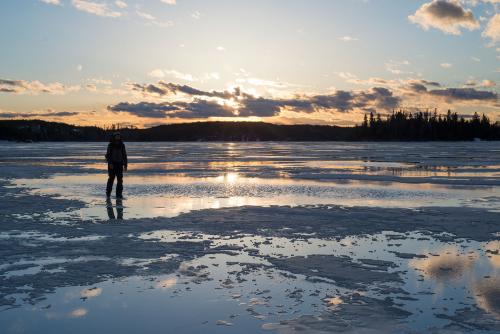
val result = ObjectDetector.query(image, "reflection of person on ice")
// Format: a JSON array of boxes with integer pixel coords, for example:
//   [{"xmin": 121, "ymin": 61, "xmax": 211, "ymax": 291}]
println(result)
[
  {"xmin": 106, "ymin": 197, "xmax": 124, "ymax": 220},
  {"xmin": 105, "ymin": 132, "xmax": 128, "ymax": 198}
]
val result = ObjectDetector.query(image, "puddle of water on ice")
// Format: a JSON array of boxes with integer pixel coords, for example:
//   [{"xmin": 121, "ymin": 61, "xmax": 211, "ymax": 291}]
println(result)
[
  {"xmin": 9, "ymin": 172, "xmax": 500, "ymax": 221},
  {"xmin": 0, "ymin": 231, "xmax": 498, "ymax": 333},
  {"xmin": 0, "ymin": 231, "xmax": 105, "ymax": 242},
  {"xmin": 1, "ymin": 142, "xmax": 500, "ymax": 332}
]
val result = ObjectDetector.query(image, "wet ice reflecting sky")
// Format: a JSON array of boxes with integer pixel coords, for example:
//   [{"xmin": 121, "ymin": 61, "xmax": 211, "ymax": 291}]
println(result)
[
  {"xmin": 0, "ymin": 141, "xmax": 499, "ymax": 333},
  {"xmin": 2, "ymin": 141, "xmax": 500, "ymax": 220}
]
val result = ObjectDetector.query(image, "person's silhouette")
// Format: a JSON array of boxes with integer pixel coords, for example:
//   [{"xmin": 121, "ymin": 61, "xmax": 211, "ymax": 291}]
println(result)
[{"xmin": 105, "ymin": 132, "xmax": 128, "ymax": 198}]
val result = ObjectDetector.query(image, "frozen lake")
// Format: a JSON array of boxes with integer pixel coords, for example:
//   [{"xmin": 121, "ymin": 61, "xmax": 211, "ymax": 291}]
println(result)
[{"xmin": 0, "ymin": 142, "xmax": 499, "ymax": 333}]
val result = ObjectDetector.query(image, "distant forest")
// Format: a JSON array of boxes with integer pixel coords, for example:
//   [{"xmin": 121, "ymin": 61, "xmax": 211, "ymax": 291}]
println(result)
[{"xmin": 0, "ymin": 111, "xmax": 499, "ymax": 141}]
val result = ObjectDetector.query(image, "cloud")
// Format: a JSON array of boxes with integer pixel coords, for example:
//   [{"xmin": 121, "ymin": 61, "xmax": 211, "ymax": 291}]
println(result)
[
  {"xmin": 409, "ymin": 0, "xmax": 480, "ymax": 35},
  {"xmin": 160, "ymin": 0, "xmax": 176, "ymax": 4},
  {"xmin": 419, "ymin": 79, "xmax": 442, "ymax": 87},
  {"xmin": 338, "ymin": 72, "xmax": 402, "ymax": 88},
  {"xmin": 404, "ymin": 79, "xmax": 443, "ymax": 93},
  {"xmin": 385, "ymin": 60, "xmax": 411, "ymax": 75},
  {"xmin": 171, "ymin": 100, "xmax": 235, "ymax": 118},
  {"xmin": 117, "ymin": 81, "xmax": 401, "ymax": 118},
  {"xmin": 483, "ymin": 13, "xmax": 500, "ymax": 44},
  {"xmin": 428, "ymin": 87, "xmax": 498, "ymax": 101},
  {"xmin": 191, "ymin": 11, "xmax": 201, "ymax": 19},
  {"xmin": 108, "ymin": 99, "xmax": 234, "ymax": 118},
  {"xmin": 40, "ymin": 0, "xmax": 61, "ymax": 5},
  {"xmin": 149, "ymin": 69, "xmax": 166, "ymax": 78},
  {"xmin": 87, "ymin": 78, "xmax": 112, "ymax": 85},
  {"xmin": 478, "ymin": 0, "xmax": 500, "ymax": 4},
  {"xmin": 246, "ymin": 86, "xmax": 400, "ymax": 115},
  {"xmin": 116, "ymin": 80, "xmax": 498, "ymax": 121},
  {"xmin": 148, "ymin": 69, "xmax": 220, "ymax": 82},
  {"xmin": 235, "ymin": 77, "xmax": 295, "ymax": 88},
  {"xmin": 464, "ymin": 79, "xmax": 497, "ymax": 87},
  {"xmin": 341, "ymin": 74, "xmax": 499, "ymax": 111},
  {"xmin": 407, "ymin": 82, "xmax": 498, "ymax": 101},
  {"xmin": 480, "ymin": 79, "xmax": 496, "ymax": 87},
  {"xmin": 136, "ymin": 11, "xmax": 155, "ymax": 21},
  {"xmin": 237, "ymin": 96, "xmax": 289, "ymax": 117},
  {"xmin": 0, "ymin": 78, "xmax": 80, "ymax": 95},
  {"xmin": 0, "ymin": 110, "xmax": 81, "ymax": 119},
  {"xmin": 127, "ymin": 81, "xmax": 235, "ymax": 99},
  {"xmin": 408, "ymin": 82, "xmax": 430, "ymax": 93},
  {"xmin": 136, "ymin": 11, "xmax": 174, "ymax": 27},
  {"xmin": 440, "ymin": 62, "xmax": 453, "ymax": 68},
  {"xmin": 108, "ymin": 102, "xmax": 180, "ymax": 118},
  {"xmin": 339, "ymin": 36, "xmax": 359, "ymax": 42},
  {"xmin": 164, "ymin": 70, "xmax": 195, "ymax": 81},
  {"xmin": 72, "ymin": 0, "xmax": 122, "ymax": 18},
  {"xmin": 85, "ymin": 84, "xmax": 97, "ymax": 91},
  {"xmin": 115, "ymin": 0, "xmax": 127, "ymax": 8}
]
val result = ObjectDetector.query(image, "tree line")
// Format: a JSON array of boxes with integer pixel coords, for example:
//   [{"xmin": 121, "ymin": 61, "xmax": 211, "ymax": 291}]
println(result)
[
  {"xmin": 0, "ymin": 111, "xmax": 498, "ymax": 142},
  {"xmin": 359, "ymin": 110, "xmax": 499, "ymax": 140}
]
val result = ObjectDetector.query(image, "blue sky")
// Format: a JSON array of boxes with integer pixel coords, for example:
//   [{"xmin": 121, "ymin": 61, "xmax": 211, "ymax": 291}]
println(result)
[{"xmin": 0, "ymin": 0, "xmax": 498, "ymax": 126}]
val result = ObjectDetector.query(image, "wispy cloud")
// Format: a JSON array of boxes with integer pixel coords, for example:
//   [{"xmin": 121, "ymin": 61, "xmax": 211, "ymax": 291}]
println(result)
[
  {"xmin": 482, "ymin": 13, "xmax": 500, "ymax": 44},
  {"xmin": 235, "ymin": 77, "xmax": 297, "ymax": 89},
  {"xmin": 115, "ymin": 0, "xmax": 127, "ymax": 9},
  {"xmin": 160, "ymin": 0, "xmax": 176, "ymax": 5},
  {"xmin": 0, "ymin": 110, "xmax": 81, "ymax": 119},
  {"xmin": 87, "ymin": 78, "xmax": 113, "ymax": 85},
  {"xmin": 72, "ymin": 0, "xmax": 122, "ymax": 18},
  {"xmin": 0, "ymin": 78, "xmax": 80, "ymax": 95},
  {"xmin": 40, "ymin": 0, "xmax": 61, "ymax": 5},
  {"xmin": 385, "ymin": 60, "xmax": 411, "ymax": 75},
  {"xmin": 339, "ymin": 36, "xmax": 359, "ymax": 42},
  {"xmin": 148, "ymin": 69, "xmax": 220, "ymax": 82},
  {"xmin": 136, "ymin": 11, "xmax": 174, "ymax": 27},
  {"xmin": 191, "ymin": 11, "xmax": 201, "ymax": 19}
]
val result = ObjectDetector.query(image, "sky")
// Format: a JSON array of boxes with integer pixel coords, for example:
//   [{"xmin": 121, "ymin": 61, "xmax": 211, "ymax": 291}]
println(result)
[{"xmin": 0, "ymin": 0, "xmax": 499, "ymax": 127}]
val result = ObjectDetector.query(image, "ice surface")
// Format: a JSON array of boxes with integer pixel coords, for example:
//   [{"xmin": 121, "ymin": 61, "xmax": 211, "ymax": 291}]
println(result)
[{"xmin": 0, "ymin": 142, "xmax": 499, "ymax": 333}]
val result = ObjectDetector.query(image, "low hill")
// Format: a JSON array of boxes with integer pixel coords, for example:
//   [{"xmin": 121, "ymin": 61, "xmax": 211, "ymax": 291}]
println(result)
[{"xmin": 1, "ymin": 112, "xmax": 499, "ymax": 142}]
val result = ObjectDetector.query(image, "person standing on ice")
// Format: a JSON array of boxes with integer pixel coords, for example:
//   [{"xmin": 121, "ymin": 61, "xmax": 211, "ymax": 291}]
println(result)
[{"xmin": 105, "ymin": 132, "xmax": 128, "ymax": 198}]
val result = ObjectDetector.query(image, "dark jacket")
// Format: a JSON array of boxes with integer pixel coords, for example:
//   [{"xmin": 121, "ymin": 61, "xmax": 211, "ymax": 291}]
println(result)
[{"xmin": 105, "ymin": 141, "xmax": 128, "ymax": 166}]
